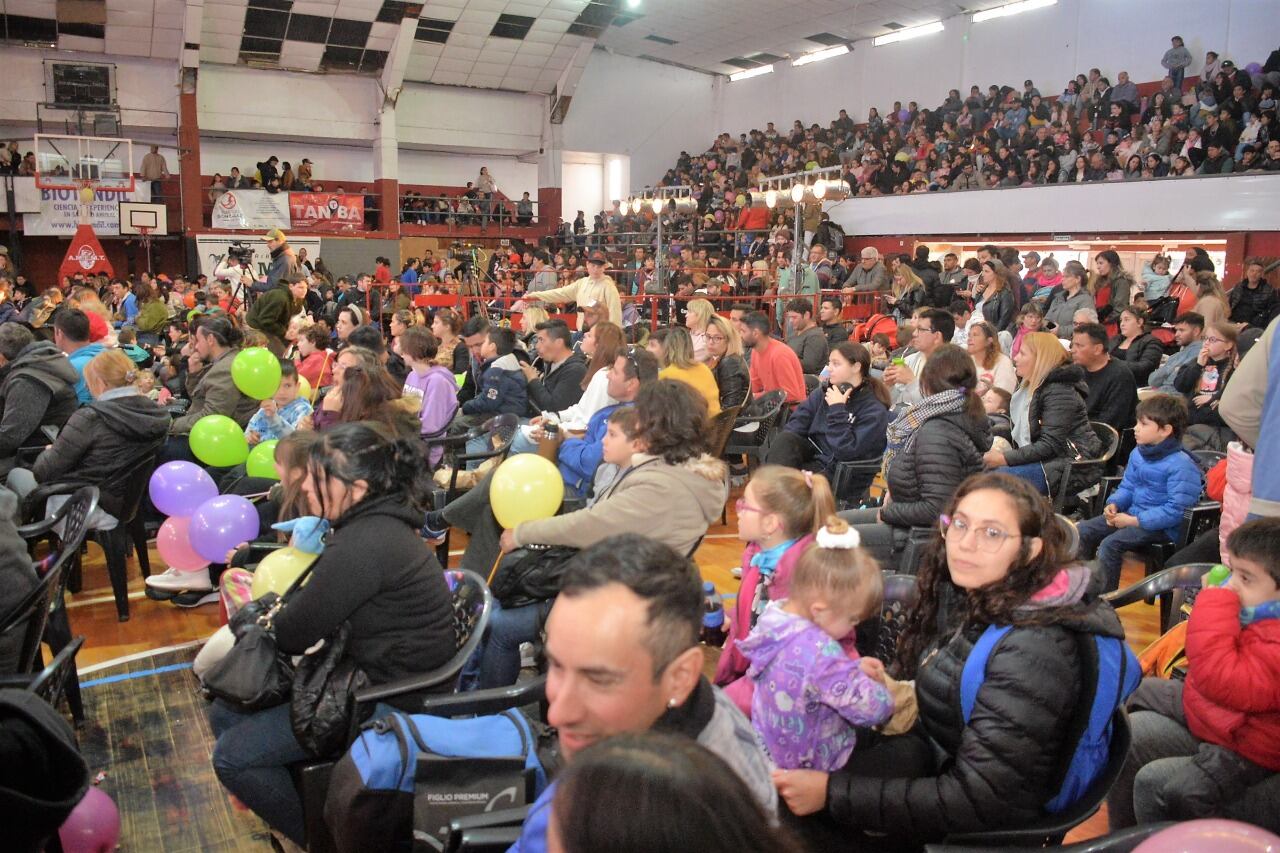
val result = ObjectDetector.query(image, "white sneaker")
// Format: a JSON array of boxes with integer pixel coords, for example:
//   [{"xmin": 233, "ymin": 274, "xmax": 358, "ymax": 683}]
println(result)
[
  {"xmin": 731, "ymin": 566, "xmax": 743, "ymax": 579},
  {"xmin": 145, "ymin": 567, "xmax": 213, "ymax": 592}
]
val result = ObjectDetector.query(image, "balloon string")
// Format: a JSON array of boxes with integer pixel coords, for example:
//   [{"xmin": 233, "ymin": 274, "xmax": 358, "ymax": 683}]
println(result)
[{"xmin": 487, "ymin": 552, "xmax": 502, "ymax": 586}]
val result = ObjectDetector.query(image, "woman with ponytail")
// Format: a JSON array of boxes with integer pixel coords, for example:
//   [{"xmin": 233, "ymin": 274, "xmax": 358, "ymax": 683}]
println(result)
[
  {"xmin": 714, "ymin": 465, "xmax": 836, "ymax": 711},
  {"xmin": 775, "ymin": 473, "xmax": 1131, "ymax": 849},
  {"xmin": 210, "ymin": 422, "xmax": 457, "ymax": 848}
]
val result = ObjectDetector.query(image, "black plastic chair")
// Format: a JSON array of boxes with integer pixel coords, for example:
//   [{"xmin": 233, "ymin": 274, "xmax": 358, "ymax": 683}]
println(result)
[
  {"xmin": 15, "ymin": 486, "xmax": 98, "ymax": 723},
  {"xmin": 296, "ymin": 569, "xmax": 495, "ymax": 853},
  {"xmin": 942, "ymin": 709, "xmax": 1132, "ymax": 848},
  {"xmin": 0, "ymin": 635, "xmax": 86, "ymax": 717},
  {"xmin": 854, "ymin": 573, "xmax": 918, "ymax": 663},
  {"xmin": 1052, "ymin": 421, "xmax": 1120, "ymax": 515},
  {"xmin": 1104, "ymin": 562, "xmax": 1209, "ymax": 635},
  {"xmin": 24, "ymin": 455, "xmax": 157, "ymax": 620},
  {"xmin": 0, "ymin": 561, "xmax": 63, "ymax": 677},
  {"xmin": 831, "ymin": 457, "xmax": 884, "ymax": 511},
  {"xmin": 926, "ymin": 821, "xmax": 1173, "ymax": 853},
  {"xmin": 724, "ymin": 390, "xmax": 786, "ymax": 470},
  {"xmin": 425, "ymin": 414, "xmax": 520, "ymax": 565}
]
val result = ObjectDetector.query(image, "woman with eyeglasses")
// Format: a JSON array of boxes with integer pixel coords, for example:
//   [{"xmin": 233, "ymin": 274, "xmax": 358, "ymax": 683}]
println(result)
[
  {"xmin": 1173, "ymin": 321, "xmax": 1239, "ymax": 450},
  {"xmin": 704, "ymin": 314, "xmax": 750, "ymax": 411},
  {"xmin": 775, "ymin": 473, "xmax": 1128, "ymax": 849}
]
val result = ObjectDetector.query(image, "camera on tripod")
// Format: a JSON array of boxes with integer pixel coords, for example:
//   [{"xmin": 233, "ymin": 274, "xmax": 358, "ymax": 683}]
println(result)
[
  {"xmin": 447, "ymin": 241, "xmax": 477, "ymax": 262},
  {"xmin": 226, "ymin": 241, "xmax": 253, "ymax": 264}
]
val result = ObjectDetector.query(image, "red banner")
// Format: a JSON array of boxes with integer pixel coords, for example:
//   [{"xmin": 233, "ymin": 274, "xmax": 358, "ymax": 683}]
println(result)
[
  {"xmin": 288, "ymin": 192, "xmax": 366, "ymax": 231},
  {"xmin": 59, "ymin": 224, "xmax": 114, "ymax": 279}
]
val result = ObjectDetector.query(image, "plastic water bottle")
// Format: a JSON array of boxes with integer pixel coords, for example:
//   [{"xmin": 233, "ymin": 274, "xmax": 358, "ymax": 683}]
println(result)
[
  {"xmin": 1205, "ymin": 564, "xmax": 1231, "ymax": 587},
  {"xmin": 700, "ymin": 581, "xmax": 726, "ymax": 647}
]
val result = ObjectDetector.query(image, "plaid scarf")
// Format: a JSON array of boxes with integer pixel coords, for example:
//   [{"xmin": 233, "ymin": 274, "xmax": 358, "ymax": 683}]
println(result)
[{"xmin": 883, "ymin": 388, "xmax": 969, "ymax": 475}]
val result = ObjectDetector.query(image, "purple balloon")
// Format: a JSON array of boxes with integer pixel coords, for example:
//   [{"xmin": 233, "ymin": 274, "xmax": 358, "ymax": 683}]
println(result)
[
  {"xmin": 149, "ymin": 461, "xmax": 218, "ymax": 518},
  {"xmin": 59, "ymin": 786, "xmax": 120, "ymax": 853},
  {"xmin": 898, "ymin": 108, "xmax": 910, "ymax": 122},
  {"xmin": 1134, "ymin": 819, "xmax": 1280, "ymax": 853},
  {"xmin": 1245, "ymin": 62, "xmax": 1262, "ymax": 75},
  {"xmin": 189, "ymin": 494, "xmax": 261, "ymax": 563}
]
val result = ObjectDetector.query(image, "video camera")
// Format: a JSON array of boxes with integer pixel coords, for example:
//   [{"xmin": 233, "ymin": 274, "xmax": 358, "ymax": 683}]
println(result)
[
  {"xmin": 447, "ymin": 241, "xmax": 478, "ymax": 262},
  {"xmin": 226, "ymin": 241, "xmax": 253, "ymax": 265}
]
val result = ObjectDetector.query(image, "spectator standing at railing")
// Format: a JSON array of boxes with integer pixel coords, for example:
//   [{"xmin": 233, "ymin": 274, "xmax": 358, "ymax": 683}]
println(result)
[
  {"xmin": 226, "ymin": 166, "xmax": 250, "ymax": 190},
  {"xmin": 296, "ymin": 158, "xmax": 312, "ymax": 190},
  {"xmin": 140, "ymin": 145, "xmax": 169, "ymax": 200},
  {"xmin": 525, "ymin": 250, "xmax": 622, "ymax": 327},
  {"xmin": 476, "ymin": 167, "xmax": 496, "ymax": 227},
  {"xmin": 1162, "ymin": 36, "xmax": 1194, "ymax": 93},
  {"xmin": 256, "ymin": 156, "xmax": 279, "ymax": 188}
]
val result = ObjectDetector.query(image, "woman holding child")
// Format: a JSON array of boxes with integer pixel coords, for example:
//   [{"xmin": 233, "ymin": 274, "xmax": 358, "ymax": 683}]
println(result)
[{"xmin": 774, "ymin": 473, "xmax": 1131, "ymax": 849}]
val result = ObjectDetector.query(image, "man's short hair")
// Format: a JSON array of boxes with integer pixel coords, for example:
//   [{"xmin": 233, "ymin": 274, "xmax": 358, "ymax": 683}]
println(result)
[
  {"xmin": 729, "ymin": 303, "xmax": 754, "ymax": 315},
  {"xmin": 1073, "ymin": 323, "xmax": 1109, "ymax": 347},
  {"xmin": 1173, "ymin": 312, "xmax": 1205, "ymax": 330},
  {"xmin": 618, "ymin": 346, "xmax": 659, "ymax": 384},
  {"xmin": 535, "ymin": 319, "xmax": 572, "ymax": 349},
  {"xmin": 0, "ymin": 323, "xmax": 34, "ymax": 361},
  {"xmin": 347, "ymin": 324, "xmax": 385, "ymax": 355},
  {"xmin": 461, "ymin": 315, "xmax": 491, "ymax": 338},
  {"xmin": 785, "ymin": 298, "xmax": 813, "ymax": 317},
  {"xmin": 819, "ymin": 295, "xmax": 841, "ymax": 311},
  {"xmin": 53, "ymin": 308, "xmax": 90, "ymax": 343},
  {"xmin": 558, "ymin": 534, "xmax": 702, "ymax": 677},
  {"xmin": 1136, "ymin": 394, "xmax": 1189, "ymax": 439},
  {"xmin": 487, "ymin": 326, "xmax": 517, "ymax": 357},
  {"xmin": 918, "ymin": 308, "xmax": 955, "ymax": 343},
  {"xmin": 743, "ymin": 310, "xmax": 772, "ymax": 335}
]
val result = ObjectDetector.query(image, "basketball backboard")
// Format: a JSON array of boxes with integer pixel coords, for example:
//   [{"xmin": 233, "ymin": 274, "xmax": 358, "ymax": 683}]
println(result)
[
  {"xmin": 33, "ymin": 133, "xmax": 134, "ymax": 193},
  {"xmin": 119, "ymin": 201, "xmax": 168, "ymax": 236}
]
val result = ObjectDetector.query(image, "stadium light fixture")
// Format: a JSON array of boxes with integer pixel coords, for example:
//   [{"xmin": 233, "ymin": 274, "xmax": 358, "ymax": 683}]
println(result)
[
  {"xmin": 790, "ymin": 182, "xmax": 806, "ymax": 204},
  {"xmin": 973, "ymin": 0, "xmax": 1057, "ymax": 23},
  {"xmin": 729, "ymin": 64, "xmax": 774, "ymax": 82},
  {"xmin": 764, "ymin": 188, "xmax": 778, "ymax": 208},
  {"xmin": 872, "ymin": 21, "xmax": 944, "ymax": 46},
  {"xmin": 650, "ymin": 196, "xmax": 663, "ymax": 215},
  {"xmin": 792, "ymin": 44, "xmax": 849, "ymax": 67}
]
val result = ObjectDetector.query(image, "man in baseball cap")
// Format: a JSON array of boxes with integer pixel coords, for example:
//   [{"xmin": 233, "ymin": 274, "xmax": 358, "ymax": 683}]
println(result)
[
  {"xmin": 261, "ymin": 228, "xmax": 298, "ymax": 293},
  {"xmin": 526, "ymin": 248, "xmax": 622, "ymax": 326}
]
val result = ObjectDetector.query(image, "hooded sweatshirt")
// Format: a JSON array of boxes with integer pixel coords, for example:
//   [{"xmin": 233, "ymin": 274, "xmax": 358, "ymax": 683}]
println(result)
[
  {"xmin": 31, "ymin": 387, "xmax": 170, "ymax": 517},
  {"xmin": 0, "ymin": 689, "xmax": 90, "ymax": 852},
  {"xmin": 738, "ymin": 602, "xmax": 894, "ymax": 771},
  {"xmin": 403, "ymin": 364, "xmax": 459, "ymax": 464},
  {"xmin": 0, "ymin": 340, "xmax": 79, "ymax": 464}
]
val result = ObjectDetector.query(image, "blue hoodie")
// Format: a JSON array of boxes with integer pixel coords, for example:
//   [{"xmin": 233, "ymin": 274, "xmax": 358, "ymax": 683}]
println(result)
[{"xmin": 66, "ymin": 342, "xmax": 106, "ymax": 405}]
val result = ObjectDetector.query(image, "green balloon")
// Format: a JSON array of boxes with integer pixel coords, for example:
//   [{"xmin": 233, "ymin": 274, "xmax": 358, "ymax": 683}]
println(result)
[
  {"xmin": 189, "ymin": 414, "xmax": 250, "ymax": 468},
  {"xmin": 455, "ymin": 373, "xmax": 466, "ymax": 388},
  {"xmin": 232, "ymin": 347, "xmax": 283, "ymax": 400},
  {"xmin": 246, "ymin": 440, "xmax": 279, "ymax": 480}
]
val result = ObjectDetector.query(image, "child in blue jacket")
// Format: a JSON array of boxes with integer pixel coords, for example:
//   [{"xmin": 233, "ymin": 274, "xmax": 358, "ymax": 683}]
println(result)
[
  {"xmin": 460, "ymin": 326, "xmax": 528, "ymax": 419},
  {"xmin": 1077, "ymin": 394, "xmax": 1203, "ymax": 592}
]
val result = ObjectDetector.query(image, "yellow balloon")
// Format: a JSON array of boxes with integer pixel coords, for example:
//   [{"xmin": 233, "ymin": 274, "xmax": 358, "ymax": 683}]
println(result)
[
  {"xmin": 250, "ymin": 547, "xmax": 318, "ymax": 599},
  {"xmin": 297, "ymin": 375, "xmax": 313, "ymax": 402},
  {"xmin": 490, "ymin": 454, "xmax": 564, "ymax": 529}
]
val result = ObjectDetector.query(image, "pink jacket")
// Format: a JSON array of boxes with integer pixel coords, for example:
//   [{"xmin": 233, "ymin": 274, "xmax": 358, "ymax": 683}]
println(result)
[{"xmin": 1220, "ymin": 441, "xmax": 1253, "ymax": 564}]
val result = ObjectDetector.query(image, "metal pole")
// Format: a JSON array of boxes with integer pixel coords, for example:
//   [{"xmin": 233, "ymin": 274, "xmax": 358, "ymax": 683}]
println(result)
[{"xmin": 654, "ymin": 205, "xmax": 663, "ymax": 329}]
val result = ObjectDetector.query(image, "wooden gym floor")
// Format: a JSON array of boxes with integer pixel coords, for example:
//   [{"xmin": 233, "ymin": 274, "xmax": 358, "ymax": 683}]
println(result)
[{"xmin": 66, "ymin": 492, "xmax": 1159, "ymax": 851}]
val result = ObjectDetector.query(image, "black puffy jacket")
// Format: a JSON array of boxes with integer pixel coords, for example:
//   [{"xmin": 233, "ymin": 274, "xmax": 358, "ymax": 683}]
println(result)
[
  {"xmin": 826, "ymin": 583, "xmax": 1128, "ymax": 842},
  {"xmin": 712, "ymin": 354, "xmax": 751, "ymax": 410},
  {"xmin": 1003, "ymin": 364, "xmax": 1101, "ymax": 493},
  {"xmin": 881, "ymin": 411, "xmax": 990, "ymax": 529},
  {"xmin": 31, "ymin": 391, "xmax": 170, "ymax": 518},
  {"xmin": 1109, "ymin": 333, "xmax": 1164, "ymax": 386}
]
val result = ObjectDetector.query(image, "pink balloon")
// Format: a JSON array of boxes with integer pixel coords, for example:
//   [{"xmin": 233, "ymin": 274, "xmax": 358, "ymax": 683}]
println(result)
[
  {"xmin": 156, "ymin": 516, "xmax": 210, "ymax": 573},
  {"xmin": 1134, "ymin": 819, "xmax": 1280, "ymax": 853},
  {"xmin": 59, "ymin": 787, "xmax": 120, "ymax": 853}
]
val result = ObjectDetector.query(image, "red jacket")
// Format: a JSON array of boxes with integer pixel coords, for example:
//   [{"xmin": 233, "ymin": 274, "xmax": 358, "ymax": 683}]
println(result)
[
  {"xmin": 1183, "ymin": 588, "xmax": 1280, "ymax": 771},
  {"xmin": 735, "ymin": 206, "xmax": 769, "ymax": 232}
]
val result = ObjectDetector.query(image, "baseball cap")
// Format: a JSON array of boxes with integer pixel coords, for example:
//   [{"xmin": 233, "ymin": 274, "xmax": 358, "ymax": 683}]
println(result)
[
  {"xmin": 586, "ymin": 250, "xmax": 607, "ymax": 265},
  {"xmin": 262, "ymin": 228, "xmax": 286, "ymax": 242}
]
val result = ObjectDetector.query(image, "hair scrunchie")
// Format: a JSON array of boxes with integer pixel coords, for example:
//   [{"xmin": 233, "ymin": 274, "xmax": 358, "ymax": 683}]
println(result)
[{"xmin": 816, "ymin": 524, "xmax": 861, "ymax": 550}]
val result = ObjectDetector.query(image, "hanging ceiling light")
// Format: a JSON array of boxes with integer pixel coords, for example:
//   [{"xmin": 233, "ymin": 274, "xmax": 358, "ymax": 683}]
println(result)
[
  {"xmin": 790, "ymin": 182, "xmax": 806, "ymax": 204},
  {"xmin": 792, "ymin": 44, "xmax": 849, "ymax": 67},
  {"xmin": 873, "ymin": 21, "xmax": 944, "ymax": 46}
]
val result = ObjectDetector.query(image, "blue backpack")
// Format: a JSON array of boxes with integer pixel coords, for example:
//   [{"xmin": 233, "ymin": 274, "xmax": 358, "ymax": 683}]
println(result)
[
  {"xmin": 960, "ymin": 625, "xmax": 1140, "ymax": 814},
  {"xmin": 325, "ymin": 710, "xmax": 548, "ymax": 852}
]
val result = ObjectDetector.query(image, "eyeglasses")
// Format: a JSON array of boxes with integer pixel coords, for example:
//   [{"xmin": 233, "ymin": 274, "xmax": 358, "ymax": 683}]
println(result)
[
  {"xmin": 705, "ymin": 335, "xmax": 727, "ymax": 343},
  {"xmin": 735, "ymin": 498, "xmax": 767, "ymax": 515},
  {"xmin": 1204, "ymin": 336, "xmax": 1229, "ymax": 345},
  {"xmin": 939, "ymin": 514, "xmax": 1019, "ymax": 553}
]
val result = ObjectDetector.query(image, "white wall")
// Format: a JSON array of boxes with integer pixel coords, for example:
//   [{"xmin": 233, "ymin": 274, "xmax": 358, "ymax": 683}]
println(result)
[
  {"xmin": 398, "ymin": 150, "xmax": 539, "ymax": 197},
  {"xmin": 825, "ymin": 174, "xmax": 1280, "ymax": 235},
  {"xmin": 718, "ymin": 0, "xmax": 1277, "ymax": 139},
  {"xmin": 562, "ymin": 51, "xmax": 718, "ymax": 188},
  {"xmin": 198, "ymin": 64, "xmax": 379, "ymax": 142},
  {"xmin": 396, "ymin": 83, "xmax": 543, "ymax": 155},
  {"xmin": 0, "ymin": 48, "xmax": 179, "ymax": 136},
  {"xmin": 200, "ymin": 138, "xmax": 376, "ymax": 183}
]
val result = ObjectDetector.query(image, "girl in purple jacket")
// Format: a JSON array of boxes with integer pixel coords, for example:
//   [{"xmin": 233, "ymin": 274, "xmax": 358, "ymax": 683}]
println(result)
[
  {"xmin": 738, "ymin": 517, "xmax": 894, "ymax": 771},
  {"xmin": 399, "ymin": 326, "xmax": 458, "ymax": 466}
]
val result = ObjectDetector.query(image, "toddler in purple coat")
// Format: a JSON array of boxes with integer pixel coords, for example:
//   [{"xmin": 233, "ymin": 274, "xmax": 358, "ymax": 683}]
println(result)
[{"xmin": 738, "ymin": 516, "xmax": 894, "ymax": 771}]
